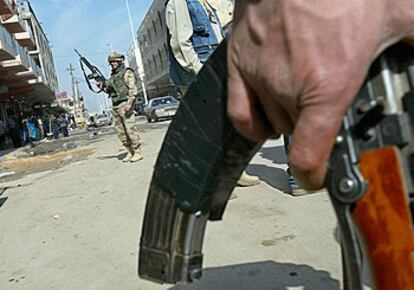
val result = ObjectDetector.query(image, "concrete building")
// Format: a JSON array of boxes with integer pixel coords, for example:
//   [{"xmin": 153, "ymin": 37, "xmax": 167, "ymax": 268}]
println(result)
[
  {"xmin": 0, "ymin": 0, "xmax": 58, "ymax": 121},
  {"xmin": 128, "ymin": 0, "xmax": 175, "ymax": 100},
  {"xmin": 54, "ymin": 91, "xmax": 75, "ymax": 115}
]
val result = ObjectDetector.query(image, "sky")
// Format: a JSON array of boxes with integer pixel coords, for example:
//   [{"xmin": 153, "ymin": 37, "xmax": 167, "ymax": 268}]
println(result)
[{"xmin": 31, "ymin": 0, "xmax": 153, "ymax": 112}]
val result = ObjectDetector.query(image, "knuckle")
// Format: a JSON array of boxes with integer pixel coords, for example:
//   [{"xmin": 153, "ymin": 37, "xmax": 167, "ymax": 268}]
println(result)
[{"xmin": 289, "ymin": 146, "xmax": 322, "ymax": 174}]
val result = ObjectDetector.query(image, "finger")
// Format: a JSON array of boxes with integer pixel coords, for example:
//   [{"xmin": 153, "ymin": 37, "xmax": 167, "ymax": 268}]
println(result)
[
  {"xmin": 404, "ymin": 34, "xmax": 414, "ymax": 46},
  {"xmin": 258, "ymin": 94, "xmax": 295, "ymax": 134},
  {"xmin": 288, "ymin": 105, "xmax": 344, "ymax": 190},
  {"xmin": 227, "ymin": 57, "xmax": 272, "ymax": 141}
]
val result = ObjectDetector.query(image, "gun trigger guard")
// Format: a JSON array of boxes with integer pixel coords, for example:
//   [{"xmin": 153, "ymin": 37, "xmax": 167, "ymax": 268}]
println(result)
[{"xmin": 328, "ymin": 116, "xmax": 367, "ymax": 204}]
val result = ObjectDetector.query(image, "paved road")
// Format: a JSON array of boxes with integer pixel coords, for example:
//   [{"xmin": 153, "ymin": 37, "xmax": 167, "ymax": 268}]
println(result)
[{"xmin": 0, "ymin": 117, "xmax": 352, "ymax": 290}]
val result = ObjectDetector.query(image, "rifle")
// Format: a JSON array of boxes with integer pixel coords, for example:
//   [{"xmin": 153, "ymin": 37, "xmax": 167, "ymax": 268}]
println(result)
[
  {"xmin": 138, "ymin": 39, "xmax": 414, "ymax": 289},
  {"xmin": 74, "ymin": 49, "xmax": 106, "ymax": 94},
  {"xmin": 326, "ymin": 43, "xmax": 414, "ymax": 289}
]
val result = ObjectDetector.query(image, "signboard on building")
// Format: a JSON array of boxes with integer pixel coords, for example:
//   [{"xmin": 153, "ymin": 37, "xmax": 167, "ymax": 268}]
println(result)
[{"xmin": 55, "ymin": 91, "xmax": 67, "ymax": 99}]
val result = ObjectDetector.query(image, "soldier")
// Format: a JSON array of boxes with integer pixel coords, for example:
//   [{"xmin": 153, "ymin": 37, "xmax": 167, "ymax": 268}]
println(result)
[
  {"xmin": 166, "ymin": 0, "xmax": 259, "ymax": 187},
  {"xmin": 99, "ymin": 51, "xmax": 143, "ymax": 163}
]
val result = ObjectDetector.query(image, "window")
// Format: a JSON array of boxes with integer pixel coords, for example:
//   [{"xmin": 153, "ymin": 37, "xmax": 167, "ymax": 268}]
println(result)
[
  {"xmin": 158, "ymin": 49, "xmax": 163, "ymax": 68},
  {"xmin": 151, "ymin": 96, "xmax": 178, "ymax": 107},
  {"xmin": 152, "ymin": 55, "xmax": 157, "ymax": 73},
  {"xmin": 152, "ymin": 20, "xmax": 157, "ymax": 37},
  {"xmin": 147, "ymin": 29, "xmax": 151, "ymax": 42},
  {"xmin": 146, "ymin": 60, "xmax": 151, "ymax": 77},
  {"xmin": 158, "ymin": 11, "xmax": 163, "ymax": 28},
  {"xmin": 164, "ymin": 43, "xmax": 168, "ymax": 59}
]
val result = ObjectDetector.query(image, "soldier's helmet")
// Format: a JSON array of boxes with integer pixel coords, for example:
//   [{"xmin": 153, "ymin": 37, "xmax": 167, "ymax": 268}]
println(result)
[{"xmin": 107, "ymin": 51, "xmax": 125, "ymax": 63}]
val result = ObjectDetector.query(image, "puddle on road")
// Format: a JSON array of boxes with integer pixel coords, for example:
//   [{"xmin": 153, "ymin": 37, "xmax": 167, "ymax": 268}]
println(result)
[
  {"xmin": 0, "ymin": 128, "xmax": 115, "ymax": 182},
  {"xmin": 0, "ymin": 147, "xmax": 95, "ymax": 182}
]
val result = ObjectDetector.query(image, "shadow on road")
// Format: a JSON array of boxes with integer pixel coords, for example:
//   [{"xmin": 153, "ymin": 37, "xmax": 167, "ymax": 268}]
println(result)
[
  {"xmin": 169, "ymin": 260, "xmax": 340, "ymax": 290},
  {"xmin": 0, "ymin": 196, "xmax": 8, "ymax": 208},
  {"xmin": 258, "ymin": 146, "xmax": 287, "ymax": 165},
  {"xmin": 247, "ymin": 164, "xmax": 290, "ymax": 193},
  {"xmin": 97, "ymin": 152, "xmax": 127, "ymax": 161}
]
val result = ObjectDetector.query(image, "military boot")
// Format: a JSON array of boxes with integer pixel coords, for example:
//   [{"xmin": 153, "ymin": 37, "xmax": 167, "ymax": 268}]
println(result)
[
  {"xmin": 237, "ymin": 171, "xmax": 260, "ymax": 187},
  {"xmin": 130, "ymin": 149, "xmax": 143, "ymax": 163},
  {"xmin": 123, "ymin": 147, "xmax": 134, "ymax": 162}
]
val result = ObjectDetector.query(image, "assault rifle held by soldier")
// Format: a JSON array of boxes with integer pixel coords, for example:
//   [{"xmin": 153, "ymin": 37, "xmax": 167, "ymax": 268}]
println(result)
[
  {"xmin": 137, "ymin": 40, "xmax": 414, "ymax": 289},
  {"xmin": 74, "ymin": 49, "xmax": 106, "ymax": 93}
]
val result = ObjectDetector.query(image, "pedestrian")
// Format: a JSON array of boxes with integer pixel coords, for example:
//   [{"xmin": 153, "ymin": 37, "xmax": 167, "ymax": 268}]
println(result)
[
  {"xmin": 7, "ymin": 115, "xmax": 21, "ymax": 148},
  {"xmin": 70, "ymin": 115, "xmax": 77, "ymax": 129},
  {"xmin": 226, "ymin": 0, "xmax": 414, "ymax": 189},
  {"xmin": 166, "ymin": 0, "xmax": 225, "ymax": 95},
  {"xmin": 20, "ymin": 115, "xmax": 29, "ymax": 146},
  {"xmin": 51, "ymin": 115, "xmax": 60, "ymax": 139},
  {"xmin": 26, "ymin": 116, "xmax": 37, "ymax": 147},
  {"xmin": 42, "ymin": 115, "xmax": 49, "ymax": 138},
  {"xmin": 0, "ymin": 119, "xmax": 8, "ymax": 150},
  {"xmin": 37, "ymin": 115, "xmax": 45, "ymax": 140},
  {"xmin": 97, "ymin": 52, "xmax": 143, "ymax": 163},
  {"xmin": 58, "ymin": 115, "xmax": 69, "ymax": 137},
  {"xmin": 165, "ymin": 0, "xmax": 259, "ymax": 187}
]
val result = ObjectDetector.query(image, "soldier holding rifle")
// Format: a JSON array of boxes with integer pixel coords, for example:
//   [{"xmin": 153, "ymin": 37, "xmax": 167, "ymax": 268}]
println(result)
[
  {"xmin": 99, "ymin": 52, "xmax": 143, "ymax": 163},
  {"xmin": 75, "ymin": 49, "xmax": 143, "ymax": 163}
]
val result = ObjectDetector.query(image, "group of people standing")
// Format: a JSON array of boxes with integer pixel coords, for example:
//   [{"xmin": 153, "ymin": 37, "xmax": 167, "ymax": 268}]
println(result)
[{"xmin": 0, "ymin": 113, "xmax": 76, "ymax": 150}]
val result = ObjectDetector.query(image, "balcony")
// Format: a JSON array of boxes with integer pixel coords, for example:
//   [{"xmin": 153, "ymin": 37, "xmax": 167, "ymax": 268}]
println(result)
[
  {"xmin": 1, "ymin": 14, "xmax": 26, "ymax": 34},
  {"xmin": 0, "ymin": 0, "xmax": 15, "ymax": 16},
  {"xmin": 14, "ymin": 21, "xmax": 34, "ymax": 48},
  {"xmin": 0, "ymin": 25, "xmax": 16, "ymax": 61},
  {"xmin": 1, "ymin": 44, "xmax": 27, "ymax": 73}
]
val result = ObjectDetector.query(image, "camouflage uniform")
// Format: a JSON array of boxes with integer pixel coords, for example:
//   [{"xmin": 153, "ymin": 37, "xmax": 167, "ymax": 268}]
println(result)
[{"xmin": 105, "ymin": 52, "xmax": 142, "ymax": 162}]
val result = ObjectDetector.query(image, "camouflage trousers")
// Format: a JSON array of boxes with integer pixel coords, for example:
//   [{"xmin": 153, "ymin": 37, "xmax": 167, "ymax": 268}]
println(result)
[{"xmin": 113, "ymin": 101, "xmax": 141, "ymax": 152}]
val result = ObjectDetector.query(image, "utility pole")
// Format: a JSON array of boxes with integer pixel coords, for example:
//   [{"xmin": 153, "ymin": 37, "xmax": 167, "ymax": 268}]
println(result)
[
  {"xmin": 67, "ymin": 63, "xmax": 80, "ymax": 117},
  {"xmin": 124, "ymin": 0, "xmax": 148, "ymax": 105}
]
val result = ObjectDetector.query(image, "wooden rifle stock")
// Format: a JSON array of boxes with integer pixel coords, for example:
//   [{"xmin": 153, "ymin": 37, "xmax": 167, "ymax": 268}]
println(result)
[{"xmin": 355, "ymin": 147, "xmax": 414, "ymax": 289}]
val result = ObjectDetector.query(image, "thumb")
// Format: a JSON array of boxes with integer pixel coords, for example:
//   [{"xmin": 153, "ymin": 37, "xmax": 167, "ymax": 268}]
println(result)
[{"xmin": 288, "ymin": 104, "xmax": 345, "ymax": 190}]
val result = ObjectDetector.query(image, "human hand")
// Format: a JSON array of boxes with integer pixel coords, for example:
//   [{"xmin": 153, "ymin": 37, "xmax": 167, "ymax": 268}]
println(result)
[
  {"xmin": 227, "ymin": 0, "xmax": 414, "ymax": 189},
  {"xmin": 124, "ymin": 103, "xmax": 132, "ymax": 113}
]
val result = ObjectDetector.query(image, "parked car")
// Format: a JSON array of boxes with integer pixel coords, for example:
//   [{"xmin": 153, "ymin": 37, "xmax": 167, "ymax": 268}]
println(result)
[
  {"xmin": 143, "ymin": 96, "xmax": 179, "ymax": 123},
  {"xmin": 94, "ymin": 114, "xmax": 112, "ymax": 127}
]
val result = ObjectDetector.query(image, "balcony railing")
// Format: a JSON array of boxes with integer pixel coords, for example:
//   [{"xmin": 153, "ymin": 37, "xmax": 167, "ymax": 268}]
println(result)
[
  {"xmin": 1, "ymin": 13, "xmax": 26, "ymax": 33},
  {"xmin": 14, "ymin": 20, "xmax": 34, "ymax": 48},
  {"xmin": 0, "ymin": 24, "xmax": 41, "ymax": 80},
  {"xmin": 0, "ymin": 24, "xmax": 17, "ymax": 61},
  {"xmin": 27, "ymin": 51, "xmax": 41, "ymax": 77}
]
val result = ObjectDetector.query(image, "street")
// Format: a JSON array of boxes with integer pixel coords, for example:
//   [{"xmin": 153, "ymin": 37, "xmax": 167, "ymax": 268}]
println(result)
[{"xmin": 1, "ymin": 117, "xmax": 344, "ymax": 290}]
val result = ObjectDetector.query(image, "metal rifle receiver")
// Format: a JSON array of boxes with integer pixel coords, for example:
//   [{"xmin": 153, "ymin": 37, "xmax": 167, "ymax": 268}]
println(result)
[{"xmin": 74, "ymin": 49, "xmax": 106, "ymax": 94}]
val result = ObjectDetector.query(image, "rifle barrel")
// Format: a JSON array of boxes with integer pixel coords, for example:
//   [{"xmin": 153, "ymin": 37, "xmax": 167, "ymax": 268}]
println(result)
[{"xmin": 74, "ymin": 49, "xmax": 82, "ymax": 58}]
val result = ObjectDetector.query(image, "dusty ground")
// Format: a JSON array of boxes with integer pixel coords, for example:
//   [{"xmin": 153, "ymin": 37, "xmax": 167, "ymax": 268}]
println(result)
[
  {"xmin": 0, "ymin": 117, "xmax": 367, "ymax": 290},
  {"xmin": 0, "ymin": 147, "xmax": 94, "ymax": 181}
]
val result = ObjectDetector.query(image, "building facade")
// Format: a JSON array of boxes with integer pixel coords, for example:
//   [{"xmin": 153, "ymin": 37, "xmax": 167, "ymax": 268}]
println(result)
[
  {"xmin": 128, "ymin": 0, "xmax": 175, "ymax": 100},
  {"xmin": 54, "ymin": 91, "xmax": 75, "ymax": 115},
  {"xmin": 0, "ymin": 0, "xmax": 58, "ymax": 121}
]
